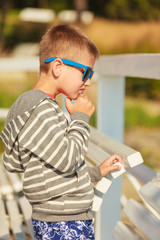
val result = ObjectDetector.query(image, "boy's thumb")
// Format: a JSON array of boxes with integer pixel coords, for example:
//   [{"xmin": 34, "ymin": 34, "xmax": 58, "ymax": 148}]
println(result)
[{"xmin": 65, "ymin": 98, "xmax": 72, "ymax": 114}]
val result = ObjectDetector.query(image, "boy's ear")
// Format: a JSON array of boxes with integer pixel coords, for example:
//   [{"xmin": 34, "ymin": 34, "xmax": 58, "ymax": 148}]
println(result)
[{"xmin": 51, "ymin": 59, "xmax": 63, "ymax": 78}]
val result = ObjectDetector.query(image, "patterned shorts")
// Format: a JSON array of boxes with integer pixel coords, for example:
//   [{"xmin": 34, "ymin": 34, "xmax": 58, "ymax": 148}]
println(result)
[{"xmin": 32, "ymin": 219, "xmax": 95, "ymax": 240}]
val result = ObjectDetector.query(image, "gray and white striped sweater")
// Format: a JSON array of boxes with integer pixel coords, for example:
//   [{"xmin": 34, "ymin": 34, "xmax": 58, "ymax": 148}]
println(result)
[{"xmin": 0, "ymin": 90, "xmax": 102, "ymax": 222}]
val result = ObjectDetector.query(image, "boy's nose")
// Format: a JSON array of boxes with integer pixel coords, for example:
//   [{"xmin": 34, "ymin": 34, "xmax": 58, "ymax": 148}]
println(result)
[{"xmin": 84, "ymin": 78, "xmax": 91, "ymax": 87}]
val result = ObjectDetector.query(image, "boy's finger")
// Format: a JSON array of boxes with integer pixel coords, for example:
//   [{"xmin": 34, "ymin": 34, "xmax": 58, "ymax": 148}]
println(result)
[
  {"xmin": 108, "ymin": 164, "xmax": 121, "ymax": 173},
  {"xmin": 111, "ymin": 154, "xmax": 126, "ymax": 168},
  {"xmin": 65, "ymin": 98, "xmax": 72, "ymax": 113}
]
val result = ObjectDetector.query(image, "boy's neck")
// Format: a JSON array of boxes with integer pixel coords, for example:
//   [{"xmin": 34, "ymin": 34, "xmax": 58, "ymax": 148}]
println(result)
[{"xmin": 33, "ymin": 73, "xmax": 59, "ymax": 98}]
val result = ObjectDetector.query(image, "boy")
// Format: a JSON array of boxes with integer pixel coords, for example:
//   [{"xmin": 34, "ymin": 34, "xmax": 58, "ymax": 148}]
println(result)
[{"xmin": 0, "ymin": 25, "xmax": 124, "ymax": 239}]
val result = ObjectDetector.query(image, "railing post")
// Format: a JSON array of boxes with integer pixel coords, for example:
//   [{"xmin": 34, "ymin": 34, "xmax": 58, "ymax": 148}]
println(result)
[{"xmin": 97, "ymin": 74, "xmax": 125, "ymax": 240}]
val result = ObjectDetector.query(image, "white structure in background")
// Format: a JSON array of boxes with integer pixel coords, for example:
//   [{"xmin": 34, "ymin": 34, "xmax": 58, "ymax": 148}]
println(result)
[
  {"xmin": 19, "ymin": 7, "xmax": 94, "ymax": 25},
  {"xmin": 80, "ymin": 11, "xmax": 94, "ymax": 25},
  {"xmin": 12, "ymin": 43, "xmax": 40, "ymax": 57},
  {"xmin": 58, "ymin": 10, "xmax": 94, "ymax": 25},
  {"xmin": 19, "ymin": 8, "xmax": 55, "ymax": 23},
  {"xmin": 58, "ymin": 10, "xmax": 77, "ymax": 24},
  {"xmin": 0, "ymin": 57, "xmax": 39, "ymax": 72}
]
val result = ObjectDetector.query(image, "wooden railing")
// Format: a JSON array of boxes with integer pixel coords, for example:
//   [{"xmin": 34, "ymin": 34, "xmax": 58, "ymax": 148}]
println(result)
[{"xmin": 0, "ymin": 54, "xmax": 160, "ymax": 240}]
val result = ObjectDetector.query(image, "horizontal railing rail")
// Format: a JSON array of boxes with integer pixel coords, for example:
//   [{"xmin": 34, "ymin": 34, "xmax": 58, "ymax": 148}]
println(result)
[
  {"xmin": 0, "ymin": 54, "xmax": 160, "ymax": 78},
  {"xmin": 95, "ymin": 53, "xmax": 160, "ymax": 80}
]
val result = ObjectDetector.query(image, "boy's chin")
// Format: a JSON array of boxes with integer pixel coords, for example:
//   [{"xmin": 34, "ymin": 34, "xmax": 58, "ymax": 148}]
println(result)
[{"xmin": 68, "ymin": 93, "xmax": 81, "ymax": 100}]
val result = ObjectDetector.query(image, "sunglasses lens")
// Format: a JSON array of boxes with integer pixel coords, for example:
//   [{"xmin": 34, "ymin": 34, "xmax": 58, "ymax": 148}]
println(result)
[{"xmin": 84, "ymin": 68, "xmax": 92, "ymax": 81}]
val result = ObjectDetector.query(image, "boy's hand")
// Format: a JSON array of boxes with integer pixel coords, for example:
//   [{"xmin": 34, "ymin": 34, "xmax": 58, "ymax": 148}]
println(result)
[
  {"xmin": 65, "ymin": 96, "xmax": 95, "ymax": 117},
  {"xmin": 99, "ymin": 154, "xmax": 125, "ymax": 177}
]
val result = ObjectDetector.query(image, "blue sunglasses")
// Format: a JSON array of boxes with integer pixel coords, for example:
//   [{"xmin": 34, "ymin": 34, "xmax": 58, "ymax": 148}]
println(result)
[{"xmin": 45, "ymin": 57, "xmax": 94, "ymax": 81}]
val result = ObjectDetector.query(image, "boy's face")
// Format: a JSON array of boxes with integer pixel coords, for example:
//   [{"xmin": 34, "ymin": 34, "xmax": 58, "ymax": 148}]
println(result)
[{"xmin": 59, "ymin": 54, "xmax": 95, "ymax": 100}]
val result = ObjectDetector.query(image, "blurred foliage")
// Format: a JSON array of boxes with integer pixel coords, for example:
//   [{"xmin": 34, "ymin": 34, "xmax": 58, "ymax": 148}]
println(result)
[
  {"xmin": 104, "ymin": 0, "xmax": 160, "ymax": 21},
  {"xmin": 4, "ymin": 22, "xmax": 48, "ymax": 49},
  {"xmin": 89, "ymin": 0, "xmax": 160, "ymax": 21},
  {"xmin": 12, "ymin": 0, "xmax": 72, "ymax": 11},
  {"xmin": 126, "ymin": 77, "xmax": 160, "ymax": 100},
  {"xmin": 125, "ymin": 106, "xmax": 160, "ymax": 128},
  {"xmin": 89, "ymin": 110, "xmax": 97, "ymax": 128},
  {"xmin": 2, "ymin": 0, "xmax": 160, "ymax": 21},
  {"xmin": 1, "ymin": 0, "xmax": 160, "ymax": 49},
  {"xmin": 0, "ymin": 90, "xmax": 18, "ymax": 108}
]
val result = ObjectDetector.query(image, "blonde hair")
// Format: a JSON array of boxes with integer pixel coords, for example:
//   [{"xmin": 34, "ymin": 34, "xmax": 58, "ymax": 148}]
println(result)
[{"xmin": 40, "ymin": 24, "xmax": 99, "ymax": 73}]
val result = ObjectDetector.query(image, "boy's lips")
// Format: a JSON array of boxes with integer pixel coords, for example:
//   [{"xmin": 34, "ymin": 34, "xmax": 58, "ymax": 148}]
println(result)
[{"xmin": 80, "ymin": 89, "xmax": 85, "ymax": 94}]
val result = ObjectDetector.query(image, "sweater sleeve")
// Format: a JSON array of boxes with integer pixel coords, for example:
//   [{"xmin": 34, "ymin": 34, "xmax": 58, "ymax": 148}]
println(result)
[
  {"xmin": 87, "ymin": 166, "xmax": 102, "ymax": 183},
  {"xmin": 19, "ymin": 99, "xmax": 90, "ymax": 173}
]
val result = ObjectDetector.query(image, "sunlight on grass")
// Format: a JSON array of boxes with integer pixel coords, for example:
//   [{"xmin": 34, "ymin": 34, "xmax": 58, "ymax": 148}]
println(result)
[
  {"xmin": 125, "ymin": 105, "xmax": 160, "ymax": 128},
  {"xmin": 82, "ymin": 18, "xmax": 160, "ymax": 54}
]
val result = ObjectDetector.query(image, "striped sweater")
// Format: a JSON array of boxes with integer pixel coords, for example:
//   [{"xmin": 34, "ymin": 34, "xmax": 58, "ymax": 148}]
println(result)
[{"xmin": 0, "ymin": 90, "xmax": 102, "ymax": 222}]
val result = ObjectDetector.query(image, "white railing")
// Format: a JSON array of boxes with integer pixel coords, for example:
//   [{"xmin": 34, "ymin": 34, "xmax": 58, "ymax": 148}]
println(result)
[
  {"xmin": 94, "ymin": 54, "xmax": 160, "ymax": 240},
  {"xmin": 0, "ymin": 54, "xmax": 160, "ymax": 240}
]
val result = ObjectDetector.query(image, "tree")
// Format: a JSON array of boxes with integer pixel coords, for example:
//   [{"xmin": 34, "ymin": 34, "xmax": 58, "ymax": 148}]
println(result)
[
  {"xmin": 74, "ymin": 0, "xmax": 88, "ymax": 22},
  {"xmin": 0, "ymin": 0, "xmax": 10, "ymax": 52}
]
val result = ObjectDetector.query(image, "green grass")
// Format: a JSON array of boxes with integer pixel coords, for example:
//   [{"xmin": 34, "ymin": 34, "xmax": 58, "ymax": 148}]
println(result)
[
  {"xmin": 0, "ymin": 90, "xmax": 19, "ymax": 108},
  {"xmin": 125, "ymin": 106, "xmax": 160, "ymax": 128},
  {"xmin": 124, "ymin": 97, "xmax": 160, "ymax": 170}
]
